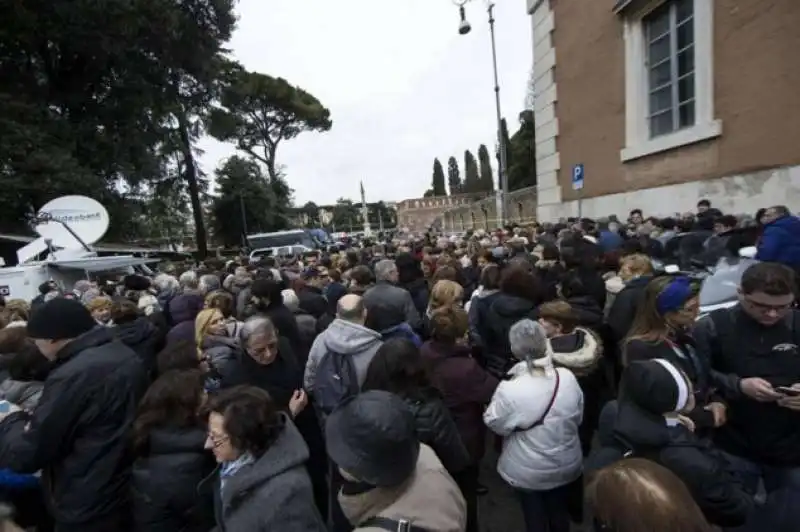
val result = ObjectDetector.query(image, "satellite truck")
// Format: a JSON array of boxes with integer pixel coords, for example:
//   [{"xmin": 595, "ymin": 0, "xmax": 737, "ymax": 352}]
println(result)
[{"xmin": 0, "ymin": 195, "xmax": 158, "ymax": 301}]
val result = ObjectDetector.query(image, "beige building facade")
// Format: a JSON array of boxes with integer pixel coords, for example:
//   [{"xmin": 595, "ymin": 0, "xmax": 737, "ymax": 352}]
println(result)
[{"xmin": 528, "ymin": 0, "xmax": 800, "ymax": 221}]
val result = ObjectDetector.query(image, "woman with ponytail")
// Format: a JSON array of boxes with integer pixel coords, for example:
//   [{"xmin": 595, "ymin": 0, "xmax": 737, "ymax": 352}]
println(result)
[
  {"xmin": 483, "ymin": 319, "xmax": 584, "ymax": 532},
  {"xmin": 623, "ymin": 276, "xmax": 726, "ymax": 432}
]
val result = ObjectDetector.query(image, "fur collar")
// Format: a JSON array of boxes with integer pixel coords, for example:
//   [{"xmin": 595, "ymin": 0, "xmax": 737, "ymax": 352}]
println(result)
[{"xmin": 551, "ymin": 328, "xmax": 602, "ymax": 377}]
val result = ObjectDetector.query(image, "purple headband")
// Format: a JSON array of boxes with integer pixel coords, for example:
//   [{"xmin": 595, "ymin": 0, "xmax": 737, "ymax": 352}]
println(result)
[{"xmin": 656, "ymin": 276, "xmax": 693, "ymax": 315}]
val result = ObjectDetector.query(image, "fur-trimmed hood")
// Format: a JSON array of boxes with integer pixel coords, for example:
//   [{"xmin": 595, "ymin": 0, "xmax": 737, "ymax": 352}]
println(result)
[{"xmin": 550, "ymin": 328, "xmax": 603, "ymax": 377}]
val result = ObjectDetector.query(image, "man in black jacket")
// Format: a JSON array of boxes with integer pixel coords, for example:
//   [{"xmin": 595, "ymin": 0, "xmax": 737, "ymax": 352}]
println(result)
[
  {"xmin": 694, "ymin": 263, "xmax": 800, "ymax": 520},
  {"xmin": 0, "ymin": 298, "xmax": 147, "ymax": 532}
]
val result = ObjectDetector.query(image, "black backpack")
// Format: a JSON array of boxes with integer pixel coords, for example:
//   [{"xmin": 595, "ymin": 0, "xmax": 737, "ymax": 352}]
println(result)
[{"xmin": 313, "ymin": 348, "xmax": 359, "ymax": 416}]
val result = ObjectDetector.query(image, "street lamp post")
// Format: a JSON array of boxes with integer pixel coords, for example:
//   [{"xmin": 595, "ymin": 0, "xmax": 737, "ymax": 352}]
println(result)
[{"xmin": 452, "ymin": 0, "xmax": 508, "ymax": 228}]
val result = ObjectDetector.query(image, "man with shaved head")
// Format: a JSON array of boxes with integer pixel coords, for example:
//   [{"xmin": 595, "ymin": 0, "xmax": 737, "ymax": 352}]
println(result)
[{"xmin": 304, "ymin": 294, "xmax": 382, "ymax": 393}]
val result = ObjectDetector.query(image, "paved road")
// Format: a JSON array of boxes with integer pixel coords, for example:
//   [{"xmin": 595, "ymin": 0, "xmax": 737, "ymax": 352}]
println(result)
[{"xmin": 478, "ymin": 445, "xmax": 591, "ymax": 532}]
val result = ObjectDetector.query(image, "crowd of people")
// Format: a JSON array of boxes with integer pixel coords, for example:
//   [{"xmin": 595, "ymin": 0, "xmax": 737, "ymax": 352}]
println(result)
[{"xmin": 0, "ymin": 200, "xmax": 797, "ymax": 532}]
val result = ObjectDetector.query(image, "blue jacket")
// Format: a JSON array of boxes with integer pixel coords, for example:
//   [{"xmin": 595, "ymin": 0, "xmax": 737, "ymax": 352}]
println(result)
[
  {"xmin": 0, "ymin": 468, "xmax": 39, "ymax": 490},
  {"xmin": 757, "ymin": 215, "xmax": 800, "ymax": 267},
  {"xmin": 598, "ymin": 230, "xmax": 624, "ymax": 252}
]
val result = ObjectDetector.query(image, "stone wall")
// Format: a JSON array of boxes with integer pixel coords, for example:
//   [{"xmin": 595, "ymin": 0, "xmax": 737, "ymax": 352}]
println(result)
[
  {"xmin": 396, "ymin": 193, "xmax": 485, "ymax": 233},
  {"xmin": 441, "ymin": 186, "xmax": 538, "ymax": 231}
]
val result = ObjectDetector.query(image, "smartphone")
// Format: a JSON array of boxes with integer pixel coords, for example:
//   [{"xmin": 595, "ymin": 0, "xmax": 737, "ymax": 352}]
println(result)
[{"xmin": 776, "ymin": 386, "xmax": 800, "ymax": 397}]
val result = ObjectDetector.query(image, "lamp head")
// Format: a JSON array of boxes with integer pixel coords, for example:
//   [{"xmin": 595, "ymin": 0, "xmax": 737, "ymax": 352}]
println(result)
[{"xmin": 457, "ymin": 5, "xmax": 471, "ymax": 34}]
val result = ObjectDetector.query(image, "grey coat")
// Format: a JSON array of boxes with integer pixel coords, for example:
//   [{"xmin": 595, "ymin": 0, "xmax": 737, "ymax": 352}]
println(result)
[
  {"xmin": 213, "ymin": 414, "xmax": 326, "ymax": 532},
  {"xmin": 363, "ymin": 282, "xmax": 421, "ymax": 331}
]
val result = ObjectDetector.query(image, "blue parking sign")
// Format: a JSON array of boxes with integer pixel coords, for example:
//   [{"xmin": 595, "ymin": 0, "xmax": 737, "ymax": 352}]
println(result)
[{"xmin": 572, "ymin": 164, "xmax": 585, "ymax": 191}]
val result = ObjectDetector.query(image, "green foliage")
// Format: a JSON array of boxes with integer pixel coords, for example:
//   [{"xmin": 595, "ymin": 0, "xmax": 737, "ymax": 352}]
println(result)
[
  {"xmin": 300, "ymin": 201, "xmax": 320, "ymax": 227},
  {"xmin": 0, "ymin": 0, "xmax": 236, "ymax": 253},
  {"xmin": 431, "ymin": 158, "xmax": 447, "ymax": 196},
  {"xmin": 210, "ymin": 156, "xmax": 288, "ymax": 247},
  {"xmin": 508, "ymin": 110, "xmax": 537, "ymax": 191},
  {"xmin": 463, "ymin": 150, "xmax": 480, "ymax": 193},
  {"xmin": 331, "ymin": 199, "xmax": 360, "ymax": 231},
  {"xmin": 447, "ymin": 157, "xmax": 462, "ymax": 195},
  {"xmin": 477, "ymin": 144, "xmax": 495, "ymax": 192},
  {"xmin": 423, "ymin": 189, "xmax": 435, "ymax": 198},
  {"xmin": 208, "ymin": 71, "xmax": 333, "ymax": 180}
]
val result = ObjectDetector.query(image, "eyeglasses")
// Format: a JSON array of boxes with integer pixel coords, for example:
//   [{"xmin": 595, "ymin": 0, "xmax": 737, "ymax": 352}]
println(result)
[
  {"xmin": 743, "ymin": 296, "xmax": 794, "ymax": 313},
  {"xmin": 207, "ymin": 431, "xmax": 230, "ymax": 448}
]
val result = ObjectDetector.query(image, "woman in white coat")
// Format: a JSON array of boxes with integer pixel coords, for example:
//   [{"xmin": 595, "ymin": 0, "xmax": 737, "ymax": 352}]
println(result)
[{"xmin": 483, "ymin": 319, "xmax": 584, "ymax": 532}]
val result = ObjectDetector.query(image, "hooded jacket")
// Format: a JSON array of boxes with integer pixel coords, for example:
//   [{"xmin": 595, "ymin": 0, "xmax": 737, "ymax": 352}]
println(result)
[
  {"xmin": 484, "ymin": 363, "xmax": 584, "ymax": 491},
  {"xmin": 304, "ymin": 318, "xmax": 383, "ymax": 392},
  {"xmin": 483, "ymin": 293, "xmax": 539, "ymax": 378},
  {"xmin": 0, "ymin": 327, "xmax": 147, "ymax": 527},
  {"xmin": 211, "ymin": 414, "xmax": 326, "ymax": 531},
  {"xmin": 166, "ymin": 293, "xmax": 204, "ymax": 345},
  {"xmin": 551, "ymin": 328, "xmax": 604, "ymax": 455},
  {"xmin": 339, "ymin": 444, "xmax": 466, "ymax": 532},
  {"xmin": 114, "ymin": 317, "xmax": 160, "ymax": 375},
  {"xmin": 757, "ymin": 215, "xmax": 800, "ymax": 267},
  {"xmin": 587, "ymin": 359, "xmax": 753, "ymax": 528}
]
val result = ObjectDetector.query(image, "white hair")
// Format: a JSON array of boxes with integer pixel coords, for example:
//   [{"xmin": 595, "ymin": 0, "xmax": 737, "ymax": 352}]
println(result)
[
  {"xmin": 138, "ymin": 294, "xmax": 160, "ymax": 316},
  {"xmin": 374, "ymin": 259, "xmax": 397, "ymax": 282},
  {"xmin": 240, "ymin": 317, "xmax": 277, "ymax": 345},
  {"xmin": 199, "ymin": 274, "xmax": 221, "ymax": 294},
  {"xmin": 509, "ymin": 319, "xmax": 552, "ymax": 372},
  {"xmin": 178, "ymin": 270, "xmax": 198, "ymax": 290},
  {"xmin": 153, "ymin": 273, "xmax": 179, "ymax": 293},
  {"xmin": 281, "ymin": 289, "xmax": 300, "ymax": 313}
]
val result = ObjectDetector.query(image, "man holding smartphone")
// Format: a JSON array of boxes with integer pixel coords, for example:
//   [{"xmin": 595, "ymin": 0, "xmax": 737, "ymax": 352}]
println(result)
[{"xmin": 694, "ymin": 262, "xmax": 800, "ymax": 526}]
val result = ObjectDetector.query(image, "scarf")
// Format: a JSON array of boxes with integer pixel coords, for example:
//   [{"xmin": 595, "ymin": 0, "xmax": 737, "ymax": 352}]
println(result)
[{"xmin": 220, "ymin": 452, "xmax": 255, "ymax": 497}]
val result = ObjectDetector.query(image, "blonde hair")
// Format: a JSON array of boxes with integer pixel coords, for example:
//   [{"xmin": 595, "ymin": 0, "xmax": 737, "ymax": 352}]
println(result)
[
  {"xmin": 86, "ymin": 296, "xmax": 113, "ymax": 313},
  {"xmin": 619, "ymin": 253, "xmax": 653, "ymax": 282},
  {"xmin": 429, "ymin": 280, "xmax": 464, "ymax": 313},
  {"xmin": 195, "ymin": 308, "xmax": 223, "ymax": 357},
  {"xmin": 3, "ymin": 299, "xmax": 30, "ymax": 323}
]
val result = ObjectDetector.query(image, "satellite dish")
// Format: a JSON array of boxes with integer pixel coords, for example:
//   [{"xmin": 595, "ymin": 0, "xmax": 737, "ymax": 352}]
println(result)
[{"xmin": 35, "ymin": 195, "xmax": 110, "ymax": 248}]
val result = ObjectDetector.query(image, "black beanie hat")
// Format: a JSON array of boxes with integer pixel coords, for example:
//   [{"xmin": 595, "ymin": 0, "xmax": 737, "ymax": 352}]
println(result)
[{"xmin": 27, "ymin": 298, "xmax": 97, "ymax": 340}]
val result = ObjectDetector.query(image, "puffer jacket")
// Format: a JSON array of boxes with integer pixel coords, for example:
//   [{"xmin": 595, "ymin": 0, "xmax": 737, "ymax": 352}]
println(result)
[
  {"xmin": 484, "ymin": 364, "xmax": 584, "ymax": 491},
  {"xmin": 131, "ymin": 426, "xmax": 216, "ymax": 532},
  {"xmin": 339, "ymin": 444, "xmax": 466, "ymax": 532},
  {"xmin": 201, "ymin": 335, "xmax": 240, "ymax": 377},
  {"xmin": 0, "ymin": 378, "xmax": 42, "ymax": 412},
  {"xmin": 404, "ymin": 394, "xmax": 470, "ymax": 475},
  {"xmin": 757, "ymin": 214, "xmax": 800, "ymax": 268}
]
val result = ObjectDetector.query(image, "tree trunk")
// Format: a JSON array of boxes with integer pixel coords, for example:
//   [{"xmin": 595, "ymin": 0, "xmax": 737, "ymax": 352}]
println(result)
[{"xmin": 177, "ymin": 111, "xmax": 208, "ymax": 258}]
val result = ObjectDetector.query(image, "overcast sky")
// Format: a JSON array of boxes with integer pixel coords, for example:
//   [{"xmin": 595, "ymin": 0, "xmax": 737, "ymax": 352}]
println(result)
[{"xmin": 197, "ymin": 0, "xmax": 533, "ymax": 206}]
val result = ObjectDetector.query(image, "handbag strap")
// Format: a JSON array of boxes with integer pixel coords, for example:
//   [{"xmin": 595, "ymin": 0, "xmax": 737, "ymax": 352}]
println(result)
[{"xmin": 515, "ymin": 369, "xmax": 561, "ymax": 432}]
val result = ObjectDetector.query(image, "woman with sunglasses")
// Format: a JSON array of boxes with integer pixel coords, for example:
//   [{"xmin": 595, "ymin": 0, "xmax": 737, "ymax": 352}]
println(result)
[{"xmin": 622, "ymin": 276, "xmax": 727, "ymax": 433}]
